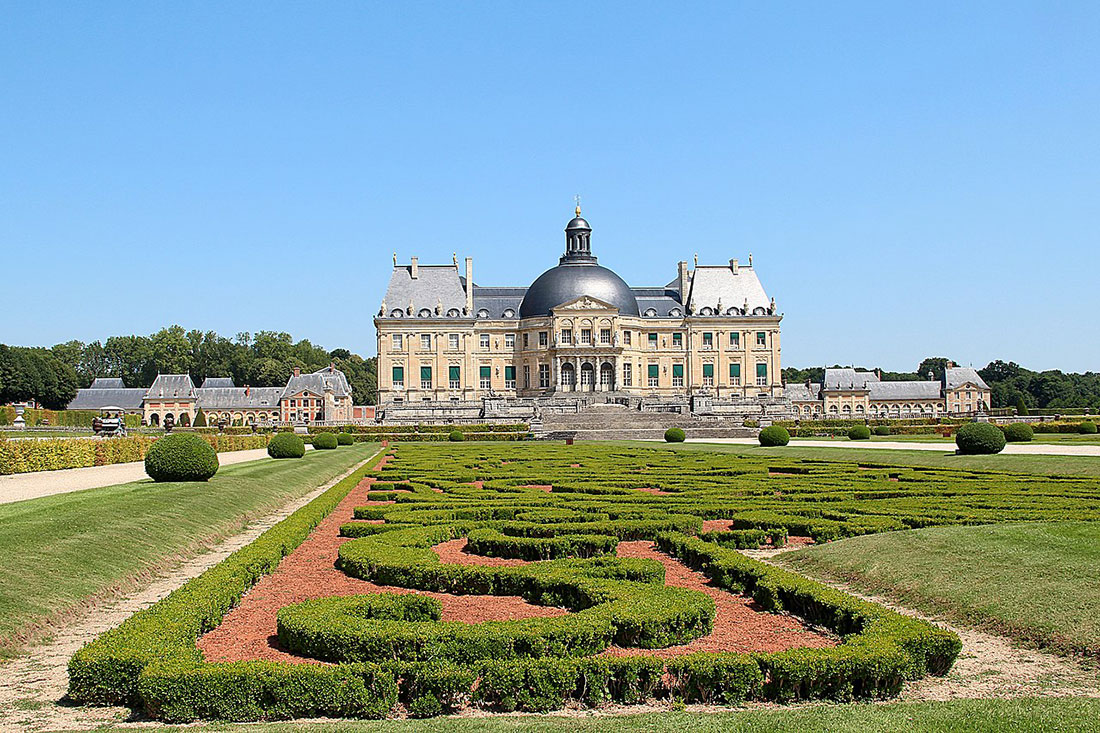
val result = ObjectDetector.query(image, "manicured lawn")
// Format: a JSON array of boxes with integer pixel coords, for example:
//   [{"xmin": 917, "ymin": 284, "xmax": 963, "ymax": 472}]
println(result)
[
  {"xmin": 781, "ymin": 521, "xmax": 1100, "ymax": 657},
  {"xmin": 62, "ymin": 697, "xmax": 1100, "ymax": 732},
  {"xmin": 0, "ymin": 442, "xmax": 379, "ymax": 657},
  {"xmin": 635, "ymin": 440, "xmax": 1100, "ymax": 477}
]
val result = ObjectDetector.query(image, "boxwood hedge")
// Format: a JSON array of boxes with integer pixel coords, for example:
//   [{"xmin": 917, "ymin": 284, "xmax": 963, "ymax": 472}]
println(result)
[{"xmin": 67, "ymin": 442, "xmax": 979, "ymax": 722}]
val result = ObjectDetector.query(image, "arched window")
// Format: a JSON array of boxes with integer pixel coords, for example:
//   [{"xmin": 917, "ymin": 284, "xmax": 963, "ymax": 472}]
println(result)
[
  {"xmin": 149, "ymin": 413, "xmax": 160, "ymax": 426},
  {"xmin": 699, "ymin": 307, "xmax": 714, "ymax": 316},
  {"xmin": 418, "ymin": 308, "xmax": 432, "ymax": 318},
  {"xmin": 502, "ymin": 308, "xmax": 515, "ymax": 318},
  {"xmin": 477, "ymin": 308, "xmax": 490, "ymax": 319},
  {"xmin": 842, "ymin": 405, "xmax": 852, "ymax": 415},
  {"xmin": 561, "ymin": 362, "xmax": 576, "ymax": 386},
  {"xmin": 829, "ymin": 405, "xmax": 838, "ymax": 414},
  {"xmin": 389, "ymin": 309, "xmax": 404, "ymax": 318},
  {"xmin": 669, "ymin": 308, "xmax": 682, "ymax": 317},
  {"xmin": 446, "ymin": 308, "xmax": 460, "ymax": 317},
  {"xmin": 600, "ymin": 362, "xmax": 613, "ymax": 386}
]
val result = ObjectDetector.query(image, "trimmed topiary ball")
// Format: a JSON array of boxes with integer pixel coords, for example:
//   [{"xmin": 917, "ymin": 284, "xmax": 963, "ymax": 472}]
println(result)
[
  {"xmin": 848, "ymin": 425, "xmax": 871, "ymax": 441},
  {"xmin": 313, "ymin": 432, "xmax": 338, "ymax": 450},
  {"xmin": 1079, "ymin": 421, "xmax": 1097, "ymax": 434},
  {"xmin": 873, "ymin": 426, "xmax": 892, "ymax": 436},
  {"xmin": 664, "ymin": 427, "xmax": 686, "ymax": 443},
  {"xmin": 955, "ymin": 422, "xmax": 1006, "ymax": 455},
  {"xmin": 144, "ymin": 432, "xmax": 218, "ymax": 482},
  {"xmin": 268, "ymin": 432, "xmax": 306, "ymax": 459},
  {"xmin": 337, "ymin": 432, "xmax": 354, "ymax": 446},
  {"xmin": 758, "ymin": 426, "xmax": 790, "ymax": 447},
  {"xmin": 448, "ymin": 429, "xmax": 465, "ymax": 442},
  {"xmin": 1002, "ymin": 423, "xmax": 1034, "ymax": 442}
]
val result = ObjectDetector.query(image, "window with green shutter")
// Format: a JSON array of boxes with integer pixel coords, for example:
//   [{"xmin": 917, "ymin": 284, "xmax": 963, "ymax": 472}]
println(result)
[
  {"xmin": 392, "ymin": 366, "xmax": 404, "ymax": 383},
  {"xmin": 504, "ymin": 366, "xmax": 515, "ymax": 386},
  {"xmin": 702, "ymin": 363, "xmax": 714, "ymax": 377},
  {"xmin": 672, "ymin": 364, "xmax": 684, "ymax": 377},
  {"xmin": 479, "ymin": 365, "xmax": 491, "ymax": 388},
  {"xmin": 729, "ymin": 363, "xmax": 740, "ymax": 384},
  {"xmin": 648, "ymin": 364, "xmax": 659, "ymax": 378},
  {"xmin": 420, "ymin": 366, "xmax": 431, "ymax": 388},
  {"xmin": 648, "ymin": 332, "xmax": 658, "ymax": 348},
  {"xmin": 756, "ymin": 362, "xmax": 767, "ymax": 385},
  {"xmin": 448, "ymin": 366, "xmax": 460, "ymax": 386}
]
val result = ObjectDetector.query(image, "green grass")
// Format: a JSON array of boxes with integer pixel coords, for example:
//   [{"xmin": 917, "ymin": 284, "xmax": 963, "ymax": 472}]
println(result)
[
  {"xmin": 0, "ymin": 442, "xmax": 379, "ymax": 657},
  {"xmin": 628, "ymin": 440, "xmax": 1100, "ymax": 477},
  {"xmin": 781, "ymin": 521, "xmax": 1100, "ymax": 657},
  {"xmin": 55, "ymin": 697, "xmax": 1100, "ymax": 732}
]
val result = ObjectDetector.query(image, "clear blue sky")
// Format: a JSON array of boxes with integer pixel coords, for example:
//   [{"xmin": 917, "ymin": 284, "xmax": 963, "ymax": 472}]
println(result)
[{"xmin": 2, "ymin": 2, "xmax": 1098, "ymax": 372}]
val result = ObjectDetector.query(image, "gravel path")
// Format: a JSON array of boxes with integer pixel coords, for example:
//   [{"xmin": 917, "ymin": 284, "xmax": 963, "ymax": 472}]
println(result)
[
  {"xmin": 0, "ymin": 448, "xmax": 380, "ymax": 733},
  {"xmin": 0, "ymin": 446, "xmax": 312, "ymax": 506}
]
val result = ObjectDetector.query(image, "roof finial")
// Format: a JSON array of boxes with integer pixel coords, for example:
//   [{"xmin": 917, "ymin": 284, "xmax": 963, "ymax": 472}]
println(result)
[
  {"xmin": 392, "ymin": 252, "xmax": 397, "ymax": 267},
  {"xmin": 693, "ymin": 253, "xmax": 698, "ymax": 267},
  {"xmin": 574, "ymin": 194, "xmax": 581, "ymax": 217}
]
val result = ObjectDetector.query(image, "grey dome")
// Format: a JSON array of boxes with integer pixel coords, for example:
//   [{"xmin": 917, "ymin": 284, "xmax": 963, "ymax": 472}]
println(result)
[
  {"xmin": 519, "ymin": 262, "xmax": 639, "ymax": 318},
  {"xmin": 566, "ymin": 216, "xmax": 591, "ymax": 230}
]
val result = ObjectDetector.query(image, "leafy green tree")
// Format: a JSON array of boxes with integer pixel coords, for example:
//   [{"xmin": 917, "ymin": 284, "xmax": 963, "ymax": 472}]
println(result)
[
  {"xmin": 916, "ymin": 357, "xmax": 951, "ymax": 382},
  {"xmin": 150, "ymin": 326, "xmax": 193, "ymax": 375},
  {"xmin": 1015, "ymin": 395, "xmax": 1029, "ymax": 416},
  {"xmin": 193, "ymin": 408, "xmax": 207, "ymax": 427}
]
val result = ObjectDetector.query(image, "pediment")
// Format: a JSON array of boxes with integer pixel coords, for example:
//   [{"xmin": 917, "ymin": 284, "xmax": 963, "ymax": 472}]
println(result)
[{"xmin": 551, "ymin": 295, "xmax": 619, "ymax": 313}]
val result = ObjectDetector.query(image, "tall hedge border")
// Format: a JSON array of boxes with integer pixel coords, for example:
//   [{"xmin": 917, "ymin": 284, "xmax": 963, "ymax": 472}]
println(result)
[{"xmin": 0, "ymin": 434, "xmax": 272, "ymax": 475}]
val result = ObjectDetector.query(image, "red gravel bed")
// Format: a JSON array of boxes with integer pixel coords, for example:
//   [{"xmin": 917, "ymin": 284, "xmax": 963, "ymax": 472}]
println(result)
[
  {"xmin": 701, "ymin": 519, "xmax": 734, "ymax": 532},
  {"xmin": 633, "ymin": 487, "xmax": 671, "ymax": 495},
  {"xmin": 600, "ymin": 541, "xmax": 835, "ymax": 659},
  {"xmin": 197, "ymin": 458, "xmax": 564, "ymax": 665}
]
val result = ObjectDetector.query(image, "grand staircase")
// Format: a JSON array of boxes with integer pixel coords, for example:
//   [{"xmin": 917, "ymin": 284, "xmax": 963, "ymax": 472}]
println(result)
[{"xmin": 534, "ymin": 401, "xmax": 755, "ymax": 441}]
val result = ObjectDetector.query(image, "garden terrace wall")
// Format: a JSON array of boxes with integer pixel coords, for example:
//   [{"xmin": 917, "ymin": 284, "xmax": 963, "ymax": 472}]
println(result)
[{"xmin": 0, "ymin": 407, "xmax": 141, "ymax": 428}]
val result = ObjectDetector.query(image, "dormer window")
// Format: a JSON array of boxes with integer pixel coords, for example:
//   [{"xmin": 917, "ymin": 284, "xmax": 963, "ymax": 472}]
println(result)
[
  {"xmin": 644, "ymin": 308, "xmax": 658, "ymax": 317},
  {"xmin": 669, "ymin": 308, "xmax": 682, "ymax": 317},
  {"xmin": 390, "ymin": 309, "xmax": 404, "ymax": 318},
  {"xmin": 418, "ymin": 308, "xmax": 432, "ymax": 318},
  {"xmin": 502, "ymin": 308, "xmax": 515, "ymax": 318},
  {"xmin": 699, "ymin": 307, "xmax": 714, "ymax": 316},
  {"xmin": 446, "ymin": 308, "xmax": 460, "ymax": 317},
  {"xmin": 477, "ymin": 308, "xmax": 490, "ymax": 319}
]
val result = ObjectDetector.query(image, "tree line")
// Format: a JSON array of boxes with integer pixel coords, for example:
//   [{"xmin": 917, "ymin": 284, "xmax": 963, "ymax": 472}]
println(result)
[
  {"xmin": 783, "ymin": 357, "xmax": 1100, "ymax": 410},
  {"xmin": 1, "ymin": 326, "xmax": 378, "ymax": 410}
]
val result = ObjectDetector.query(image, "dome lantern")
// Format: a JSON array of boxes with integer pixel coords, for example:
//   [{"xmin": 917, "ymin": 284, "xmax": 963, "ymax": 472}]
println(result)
[{"xmin": 562, "ymin": 203, "xmax": 595, "ymax": 264}]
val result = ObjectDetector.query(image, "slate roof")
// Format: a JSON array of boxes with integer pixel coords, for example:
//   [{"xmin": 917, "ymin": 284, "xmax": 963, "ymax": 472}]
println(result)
[
  {"xmin": 868, "ymin": 380, "xmax": 943, "ymax": 401},
  {"xmin": 379, "ymin": 264, "xmax": 469, "ymax": 319},
  {"xmin": 632, "ymin": 288, "xmax": 684, "ymax": 318},
  {"xmin": 472, "ymin": 287, "xmax": 526, "ymax": 319},
  {"xmin": 196, "ymin": 387, "xmax": 282, "ymax": 409},
  {"xmin": 945, "ymin": 366, "xmax": 990, "ymax": 391},
  {"xmin": 146, "ymin": 374, "xmax": 197, "ymax": 400},
  {"xmin": 281, "ymin": 366, "xmax": 352, "ymax": 401},
  {"xmin": 89, "ymin": 377, "xmax": 127, "ymax": 389},
  {"xmin": 66, "ymin": 387, "xmax": 146, "ymax": 410},
  {"xmin": 685, "ymin": 265, "xmax": 771, "ymax": 316},
  {"xmin": 823, "ymin": 368, "xmax": 879, "ymax": 391},
  {"xmin": 201, "ymin": 377, "xmax": 236, "ymax": 389},
  {"xmin": 784, "ymin": 382, "xmax": 822, "ymax": 402}
]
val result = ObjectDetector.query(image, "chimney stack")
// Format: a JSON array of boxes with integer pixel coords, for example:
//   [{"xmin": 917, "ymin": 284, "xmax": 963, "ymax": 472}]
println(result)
[
  {"xmin": 465, "ymin": 257, "xmax": 474, "ymax": 314},
  {"xmin": 293, "ymin": 367, "xmax": 300, "ymax": 378},
  {"xmin": 410, "ymin": 256, "xmax": 419, "ymax": 279},
  {"xmin": 730, "ymin": 258, "xmax": 739, "ymax": 273},
  {"xmin": 245, "ymin": 384, "xmax": 250, "ymax": 397},
  {"xmin": 677, "ymin": 260, "xmax": 690, "ymax": 300}
]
